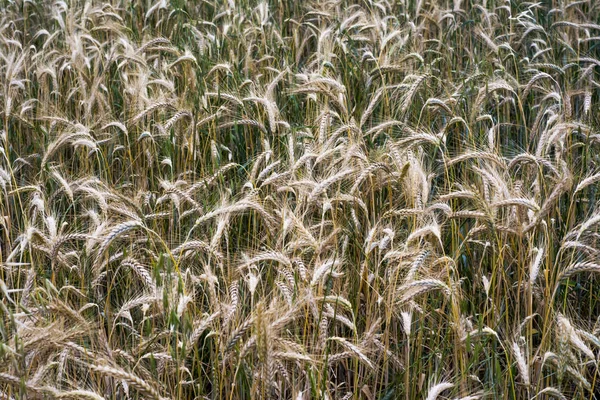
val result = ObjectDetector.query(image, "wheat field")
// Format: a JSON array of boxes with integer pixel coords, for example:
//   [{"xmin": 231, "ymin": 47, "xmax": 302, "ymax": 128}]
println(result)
[{"xmin": 1, "ymin": 0, "xmax": 600, "ymax": 399}]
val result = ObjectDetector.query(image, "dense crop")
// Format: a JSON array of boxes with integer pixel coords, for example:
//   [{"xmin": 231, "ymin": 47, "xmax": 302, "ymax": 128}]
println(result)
[{"xmin": 2, "ymin": 0, "xmax": 600, "ymax": 399}]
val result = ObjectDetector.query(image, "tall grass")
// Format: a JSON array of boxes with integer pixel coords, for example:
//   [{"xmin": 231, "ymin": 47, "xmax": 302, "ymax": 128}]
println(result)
[{"xmin": 1, "ymin": 0, "xmax": 600, "ymax": 399}]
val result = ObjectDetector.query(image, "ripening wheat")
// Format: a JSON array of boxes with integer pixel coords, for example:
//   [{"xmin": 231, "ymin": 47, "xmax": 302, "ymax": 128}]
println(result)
[{"xmin": 1, "ymin": 0, "xmax": 600, "ymax": 399}]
